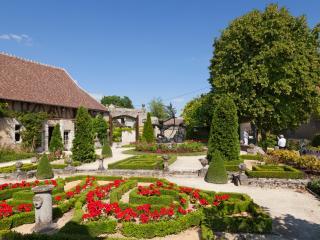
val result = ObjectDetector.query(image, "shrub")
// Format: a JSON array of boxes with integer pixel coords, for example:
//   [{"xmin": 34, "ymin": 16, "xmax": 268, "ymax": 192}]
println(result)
[
  {"xmin": 201, "ymin": 224, "xmax": 215, "ymax": 240},
  {"xmin": 307, "ymin": 179, "xmax": 320, "ymax": 196},
  {"xmin": 49, "ymin": 124, "xmax": 63, "ymax": 153},
  {"xmin": 311, "ymin": 134, "xmax": 320, "ymax": 147},
  {"xmin": 0, "ymin": 147, "xmax": 35, "ymax": 163},
  {"xmin": 205, "ymin": 151, "xmax": 228, "ymax": 184},
  {"xmin": 109, "ymin": 180, "xmax": 137, "ymax": 203},
  {"xmin": 142, "ymin": 113, "xmax": 155, "ymax": 143},
  {"xmin": 246, "ymin": 165, "xmax": 303, "ymax": 179},
  {"xmin": 72, "ymin": 107, "xmax": 95, "ymax": 162},
  {"xmin": 207, "ymin": 96, "xmax": 239, "ymax": 161},
  {"xmin": 36, "ymin": 154, "xmax": 54, "ymax": 180},
  {"xmin": 101, "ymin": 143, "xmax": 112, "ymax": 158},
  {"xmin": 92, "ymin": 114, "xmax": 109, "ymax": 145}
]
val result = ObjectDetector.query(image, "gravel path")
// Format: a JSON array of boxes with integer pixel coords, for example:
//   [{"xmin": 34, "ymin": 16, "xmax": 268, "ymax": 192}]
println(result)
[
  {"xmin": 166, "ymin": 176, "xmax": 320, "ymax": 240},
  {"xmin": 0, "ymin": 157, "xmax": 36, "ymax": 168},
  {"xmin": 169, "ymin": 155, "xmax": 205, "ymax": 171}
]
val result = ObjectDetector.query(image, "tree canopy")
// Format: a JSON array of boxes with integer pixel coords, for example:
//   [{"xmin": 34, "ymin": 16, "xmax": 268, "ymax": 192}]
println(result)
[
  {"xmin": 101, "ymin": 95, "xmax": 134, "ymax": 108},
  {"xmin": 148, "ymin": 98, "xmax": 172, "ymax": 120},
  {"xmin": 209, "ymin": 4, "xmax": 320, "ymax": 134}
]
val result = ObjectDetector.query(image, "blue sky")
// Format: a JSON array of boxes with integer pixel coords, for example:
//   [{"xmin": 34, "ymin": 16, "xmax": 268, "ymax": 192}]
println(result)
[{"xmin": 1, "ymin": 1, "xmax": 319, "ymax": 114}]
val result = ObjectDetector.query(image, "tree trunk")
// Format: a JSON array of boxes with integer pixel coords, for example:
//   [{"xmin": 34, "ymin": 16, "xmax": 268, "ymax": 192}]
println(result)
[{"xmin": 261, "ymin": 129, "xmax": 267, "ymax": 152}]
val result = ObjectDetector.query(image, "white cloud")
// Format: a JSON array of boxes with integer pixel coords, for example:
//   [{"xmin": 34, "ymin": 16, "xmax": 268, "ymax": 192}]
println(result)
[{"xmin": 0, "ymin": 34, "xmax": 32, "ymax": 45}]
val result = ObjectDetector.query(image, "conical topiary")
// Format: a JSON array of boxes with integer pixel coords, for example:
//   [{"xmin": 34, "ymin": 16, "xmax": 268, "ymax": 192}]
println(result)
[
  {"xmin": 142, "ymin": 112, "xmax": 154, "ymax": 143},
  {"xmin": 49, "ymin": 124, "xmax": 64, "ymax": 153},
  {"xmin": 205, "ymin": 151, "xmax": 228, "ymax": 184},
  {"xmin": 72, "ymin": 107, "xmax": 95, "ymax": 162},
  {"xmin": 36, "ymin": 154, "xmax": 54, "ymax": 180},
  {"xmin": 102, "ymin": 143, "xmax": 112, "ymax": 158}
]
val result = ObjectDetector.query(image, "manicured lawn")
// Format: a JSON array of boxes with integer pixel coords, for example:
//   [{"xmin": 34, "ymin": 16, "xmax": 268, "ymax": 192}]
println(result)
[{"xmin": 108, "ymin": 154, "xmax": 177, "ymax": 170}]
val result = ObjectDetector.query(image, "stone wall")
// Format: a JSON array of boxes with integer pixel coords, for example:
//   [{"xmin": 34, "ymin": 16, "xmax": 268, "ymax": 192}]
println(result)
[
  {"xmin": 0, "ymin": 117, "xmax": 21, "ymax": 147},
  {"xmin": 246, "ymin": 178, "xmax": 309, "ymax": 189}
]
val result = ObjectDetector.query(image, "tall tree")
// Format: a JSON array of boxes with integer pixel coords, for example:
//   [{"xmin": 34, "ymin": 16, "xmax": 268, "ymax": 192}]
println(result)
[
  {"xmin": 207, "ymin": 96, "xmax": 240, "ymax": 161},
  {"xmin": 49, "ymin": 124, "xmax": 63, "ymax": 153},
  {"xmin": 142, "ymin": 112, "xmax": 155, "ymax": 143},
  {"xmin": 209, "ymin": 4, "xmax": 320, "ymax": 139},
  {"xmin": 92, "ymin": 114, "xmax": 109, "ymax": 145},
  {"xmin": 101, "ymin": 95, "xmax": 133, "ymax": 108},
  {"xmin": 72, "ymin": 107, "xmax": 95, "ymax": 162},
  {"xmin": 148, "ymin": 98, "xmax": 170, "ymax": 120}
]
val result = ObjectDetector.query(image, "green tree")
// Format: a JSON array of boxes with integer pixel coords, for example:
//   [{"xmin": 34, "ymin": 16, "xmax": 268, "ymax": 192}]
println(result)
[
  {"xmin": 142, "ymin": 112, "xmax": 154, "ymax": 143},
  {"xmin": 209, "ymin": 4, "xmax": 320, "ymax": 140},
  {"xmin": 207, "ymin": 96, "xmax": 240, "ymax": 161},
  {"xmin": 72, "ymin": 107, "xmax": 95, "ymax": 162},
  {"xmin": 205, "ymin": 151, "xmax": 228, "ymax": 184},
  {"xmin": 49, "ymin": 124, "xmax": 63, "ymax": 153},
  {"xmin": 0, "ymin": 102, "xmax": 9, "ymax": 117},
  {"xmin": 101, "ymin": 95, "xmax": 133, "ymax": 108},
  {"xmin": 17, "ymin": 112, "xmax": 47, "ymax": 152},
  {"xmin": 148, "ymin": 98, "xmax": 170, "ymax": 120},
  {"xmin": 36, "ymin": 154, "xmax": 54, "ymax": 180},
  {"xmin": 92, "ymin": 114, "xmax": 109, "ymax": 145}
]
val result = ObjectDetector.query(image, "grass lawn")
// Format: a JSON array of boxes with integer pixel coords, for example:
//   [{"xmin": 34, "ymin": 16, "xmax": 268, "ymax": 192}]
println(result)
[
  {"xmin": 122, "ymin": 149, "xmax": 207, "ymax": 156},
  {"xmin": 108, "ymin": 154, "xmax": 177, "ymax": 170},
  {"xmin": 0, "ymin": 149, "xmax": 35, "ymax": 163}
]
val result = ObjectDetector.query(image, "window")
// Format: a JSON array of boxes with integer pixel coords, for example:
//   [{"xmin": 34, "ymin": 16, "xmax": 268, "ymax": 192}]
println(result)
[
  {"xmin": 14, "ymin": 124, "xmax": 21, "ymax": 143},
  {"xmin": 63, "ymin": 131, "xmax": 70, "ymax": 148}
]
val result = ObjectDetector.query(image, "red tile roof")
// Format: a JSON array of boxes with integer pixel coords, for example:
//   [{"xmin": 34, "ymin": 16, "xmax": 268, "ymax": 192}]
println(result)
[{"xmin": 0, "ymin": 53, "xmax": 107, "ymax": 112}]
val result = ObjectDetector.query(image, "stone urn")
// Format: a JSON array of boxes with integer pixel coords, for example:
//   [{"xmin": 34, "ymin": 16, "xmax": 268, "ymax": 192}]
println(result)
[
  {"xmin": 64, "ymin": 156, "xmax": 75, "ymax": 173},
  {"xmin": 198, "ymin": 158, "xmax": 209, "ymax": 177},
  {"xmin": 15, "ymin": 161, "xmax": 23, "ymax": 173},
  {"xmin": 238, "ymin": 163, "xmax": 248, "ymax": 185},
  {"xmin": 32, "ymin": 185, "xmax": 56, "ymax": 233},
  {"xmin": 199, "ymin": 158, "xmax": 208, "ymax": 168},
  {"xmin": 162, "ymin": 155, "xmax": 169, "ymax": 172}
]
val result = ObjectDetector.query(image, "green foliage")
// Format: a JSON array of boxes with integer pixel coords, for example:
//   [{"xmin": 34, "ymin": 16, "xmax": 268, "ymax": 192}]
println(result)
[
  {"xmin": 36, "ymin": 154, "xmax": 54, "ymax": 180},
  {"xmin": 311, "ymin": 134, "xmax": 320, "ymax": 147},
  {"xmin": 129, "ymin": 189, "xmax": 175, "ymax": 205},
  {"xmin": 121, "ymin": 210, "xmax": 204, "ymax": 239},
  {"xmin": 101, "ymin": 143, "xmax": 112, "ymax": 158},
  {"xmin": 201, "ymin": 224, "xmax": 215, "ymax": 240},
  {"xmin": 108, "ymin": 155, "xmax": 176, "ymax": 170},
  {"xmin": 0, "ymin": 147, "xmax": 35, "ymax": 163},
  {"xmin": 92, "ymin": 114, "xmax": 109, "ymax": 145},
  {"xmin": 101, "ymin": 95, "xmax": 133, "ymax": 108},
  {"xmin": 224, "ymin": 159, "xmax": 244, "ymax": 172},
  {"xmin": 17, "ymin": 112, "xmax": 47, "ymax": 151},
  {"xmin": 142, "ymin": 113, "xmax": 154, "ymax": 143},
  {"xmin": 207, "ymin": 96, "xmax": 239, "ymax": 161},
  {"xmin": 72, "ymin": 107, "xmax": 95, "ymax": 162},
  {"xmin": 109, "ymin": 180, "xmax": 137, "ymax": 203},
  {"xmin": 246, "ymin": 165, "xmax": 304, "ymax": 179},
  {"xmin": 49, "ymin": 124, "xmax": 63, "ymax": 153},
  {"xmin": 135, "ymin": 141, "xmax": 204, "ymax": 153},
  {"xmin": 307, "ymin": 179, "xmax": 320, "ymax": 196},
  {"xmin": 148, "ymin": 98, "xmax": 170, "ymax": 120},
  {"xmin": 205, "ymin": 151, "xmax": 228, "ymax": 184},
  {"xmin": 0, "ymin": 102, "xmax": 9, "ymax": 117},
  {"xmin": 209, "ymin": 4, "xmax": 320, "ymax": 134}
]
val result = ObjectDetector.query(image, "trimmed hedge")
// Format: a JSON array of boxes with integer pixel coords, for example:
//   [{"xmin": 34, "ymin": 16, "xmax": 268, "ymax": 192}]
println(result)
[
  {"xmin": 201, "ymin": 224, "xmax": 215, "ymax": 240},
  {"xmin": 36, "ymin": 154, "xmax": 54, "ymax": 180},
  {"xmin": 307, "ymin": 179, "xmax": 320, "ymax": 196},
  {"xmin": 0, "ymin": 212, "xmax": 34, "ymax": 230},
  {"xmin": 121, "ymin": 209, "xmax": 204, "ymax": 238},
  {"xmin": 129, "ymin": 189, "xmax": 175, "ymax": 205},
  {"xmin": 246, "ymin": 165, "xmax": 304, "ymax": 179},
  {"xmin": 109, "ymin": 180, "xmax": 137, "ymax": 203},
  {"xmin": 224, "ymin": 159, "xmax": 244, "ymax": 172},
  {"xmin": 205, "ymin": 151, "xmax": 228, "ymax": 184}
]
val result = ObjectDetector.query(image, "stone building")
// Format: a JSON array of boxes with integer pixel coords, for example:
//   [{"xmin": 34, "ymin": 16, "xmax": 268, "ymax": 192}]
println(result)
[{"xmin": 0, "ymin": 53, "xmax": 107, "ymax": 152}]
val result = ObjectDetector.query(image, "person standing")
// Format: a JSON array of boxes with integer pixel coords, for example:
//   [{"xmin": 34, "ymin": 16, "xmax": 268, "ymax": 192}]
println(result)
[
  {"xmin": 243, "ymin": 129, "xmax": 249, "ymax": 145},
  {"xmin": 277, "ymin": 135, "xmax": 286, "ymax": 149}
]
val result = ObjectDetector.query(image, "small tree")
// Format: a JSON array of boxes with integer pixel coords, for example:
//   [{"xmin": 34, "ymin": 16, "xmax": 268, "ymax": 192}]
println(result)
[
  {"xmin": 92, "ymin": 114, "xmax": 109, "ymax": 145},
  {"xmin": 207, "ymin": 96, "xmax": 240, "ymax": 161},
  {"xmin": 102, "ymin": 143, "xmax": 112, "ymax": 158},
  {"xmin": 142, "ymin": 113, "xmax": 154, "ymax": 143},
  {"xmin": 205, "ymin": 151, "xmax": 228, "ymax": 184},
  {"xmin": 36, "ymin": 154, "xmax": 54, "ymax": 179},
  {"xmin": 49, "ymin": 124, "xmax": 63, "ymax": 153},
  {"xmin": 72, "ymin": 107, "xmax": 95, "ymax": 162}
]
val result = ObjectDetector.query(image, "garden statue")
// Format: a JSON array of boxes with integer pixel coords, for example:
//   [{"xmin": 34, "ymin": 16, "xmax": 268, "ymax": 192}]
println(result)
[
  {"xmin": 162, "ymin": 155, "xmax": 169, "ymax": 172},
  {"xmin": 198, "ymin": 157, "xmax": 208, "ymax": 177},
  {"xmin": 11, "ymin": 161, "xmax": 27, "ymax": 180},
  {"xmin": 98, "ymin": 155, "xmax": 105, "ymax": 171},
  {"xmin": 32, "ymin": 185, "xmax": 56, "ymax": 233}
]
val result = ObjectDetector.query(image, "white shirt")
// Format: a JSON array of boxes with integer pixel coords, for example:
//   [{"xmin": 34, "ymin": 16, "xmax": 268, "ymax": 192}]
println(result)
[{"xmin": 278, "ymin": 138, "xmax": 286, "ymax": 147}]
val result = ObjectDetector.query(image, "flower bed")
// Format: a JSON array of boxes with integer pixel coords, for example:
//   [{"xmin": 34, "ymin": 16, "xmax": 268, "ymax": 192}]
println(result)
[
  {"xmin": 246, "ymin": 164, "xmax": 304, "ymax": 179},
  {"xmin": 0, "ymin": 176, "xmax": 272, "ymax": 239},
  {"xmin": 108, "ymin": 155, "xmax": 177, "ymax": 170}
]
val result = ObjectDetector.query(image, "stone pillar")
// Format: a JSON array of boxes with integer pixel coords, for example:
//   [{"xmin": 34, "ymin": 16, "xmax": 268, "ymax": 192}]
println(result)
[
  {"xmin": 109, "ymin": 115, "xmax": 113, "ymax": 146},
  {"xmin": 44, "ymin": 122, "xmax": 49, "ymax": 152},
  {"xmin": 32, "ymin": 185, "xmax": 56, "ymax": 233},
  {"xmin": 162, "ymin": 155, "xmax": 169, "ymax": 172},
  {"xmin": 135, "ymin": 115, "xmax": 139, "ymax": 142},
  {"xmin": 98, "ymin": 157, "xmax": 105, "ymax": 171}
]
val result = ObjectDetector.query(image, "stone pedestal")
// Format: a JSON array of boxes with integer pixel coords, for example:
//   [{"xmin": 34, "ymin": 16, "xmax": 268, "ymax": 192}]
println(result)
[
  {"xmin": 162, "ymin": 155, "xmax": 169, "ymax": 172},
  {"xmin": 32, "ymin": 185, "xmax": 56, "ymax": 233},
  {"xmin": 11, "ymin": 161, "xmax": 27, "ymax": 180},
  {"xmin": 239, "ymin": 173, "xmax": 249, "ymax": 185},
  {"xmin": 98, "ymin": 158, "xmax": 105, "ymax": 171}
]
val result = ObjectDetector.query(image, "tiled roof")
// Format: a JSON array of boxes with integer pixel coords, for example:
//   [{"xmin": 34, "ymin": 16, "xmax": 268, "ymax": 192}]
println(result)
[{"xmin": 0, "ymin": 53, "xmax": 107, "ymax": 112}]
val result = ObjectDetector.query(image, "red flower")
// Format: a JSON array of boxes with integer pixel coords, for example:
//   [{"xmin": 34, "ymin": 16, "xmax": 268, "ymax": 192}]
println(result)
[
  {"xmin": 199, "ymin": 198, "xmax": 208, "ymax": 206},
  {"xmin": 213, "ymin": 201, "xmax": 220, "ymax": 206},
  {"xmin": 17, "ymin": 203, "xmax": 32, "ymax": 212},
  {"xmin": 54, "ymin": 196, "xmax": 62, "ymax": 202},
  {"xmin": 180, "ymin": 198, "xmax": 187, "ymax": 205}
]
